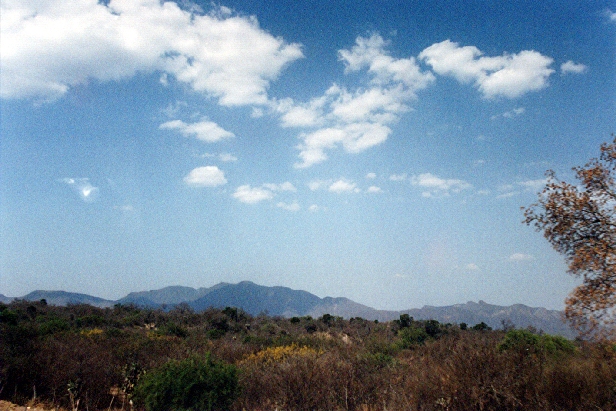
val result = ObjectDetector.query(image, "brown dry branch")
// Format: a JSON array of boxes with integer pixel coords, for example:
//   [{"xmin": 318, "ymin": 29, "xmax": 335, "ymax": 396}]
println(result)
[{"xmin": 524, "ymin": 136, "xmax": 616, "ymax": 339}]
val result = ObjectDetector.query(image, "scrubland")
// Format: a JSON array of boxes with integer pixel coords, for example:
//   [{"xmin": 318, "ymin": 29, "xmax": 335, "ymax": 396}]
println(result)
[{"xmin": 1, "ymin": 300, "xmax": 615, "ymax": 410}]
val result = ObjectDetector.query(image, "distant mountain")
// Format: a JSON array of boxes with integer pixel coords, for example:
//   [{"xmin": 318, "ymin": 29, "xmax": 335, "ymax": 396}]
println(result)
[
  {"xmin": 118, "ymin": 285, "xmax": 214, "ymax": 307},
  {"xmin": 5, "ymin": 282, "xmax": 576, "ymax": 337},
  {"xmin": 400, "ymin": 300, "xmax": 575, "ymax": 338},
  {"xmin": 0, "ymin": 293, "xmax": 13, "ymax": 304},
  {"xmin": 307, "ymin": 296, "xmax": 397, "ymax": 321},
  {"xmin": 20, "ymin": 290, "xmax": 115, "ymax": 308},
  {"xmin": 189, "ymin": 281, "xmax": 323, "ymax": 317}
]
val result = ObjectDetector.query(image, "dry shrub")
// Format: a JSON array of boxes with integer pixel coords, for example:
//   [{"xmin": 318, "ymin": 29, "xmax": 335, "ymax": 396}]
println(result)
[{"xmin": 235, "ymin": 343, "xmax": 396, "ymax": 411}]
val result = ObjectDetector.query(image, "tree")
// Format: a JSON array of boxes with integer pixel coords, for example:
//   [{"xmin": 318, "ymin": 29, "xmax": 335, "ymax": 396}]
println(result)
[{"xmin": 524, "ymin": 137, "xmax": 616, "ymax": 339}]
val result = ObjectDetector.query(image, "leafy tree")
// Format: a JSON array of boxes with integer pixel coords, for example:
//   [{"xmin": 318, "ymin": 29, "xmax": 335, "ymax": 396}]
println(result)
[
  {"xmin": 524, "ymin": 137, "xmax": 616, "ymax": 338},
  {"xmin": 471, "ymin": 321, "xmax": 491, "ymax": 331}
]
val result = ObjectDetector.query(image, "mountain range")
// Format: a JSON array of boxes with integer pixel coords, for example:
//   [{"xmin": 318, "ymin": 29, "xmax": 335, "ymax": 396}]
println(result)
[{"xmin": 1, "ymin": 281, "xmax": 576, "ymax": 338}]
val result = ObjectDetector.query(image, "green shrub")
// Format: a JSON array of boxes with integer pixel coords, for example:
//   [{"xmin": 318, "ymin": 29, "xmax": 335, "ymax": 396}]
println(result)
[
  {"xmin": 540, "ymin": 334, "xmax": 576, "ymax": 355},
  {"xmin": 498, "ymin": 329, "xmax": 576, "ymax": 357},
  {"xmin": 133, "ymin": 354, "xmax": 239, "ymax": 411},
  {"xmin": 159, "ymin": 322, "xmax": 188, "ymax": 338},
  {"xmin": 498, "ymin": 329, "xmax": 541, "ymax": 353},
  {"xmin": 38, "ymin": 317, "xmax": 70, "ymax": 335},
  {"xmin": 398, "ymin": 326, "xmax": 429, "ymax": 348}
]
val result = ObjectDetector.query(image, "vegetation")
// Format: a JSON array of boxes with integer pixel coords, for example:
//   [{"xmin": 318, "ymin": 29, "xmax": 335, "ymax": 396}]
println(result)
[
  {"xmin": 525, "ymin": 136, "xmax": 616, "ymax": 339},
  {"xmin": 1, "ymin": 300, "xmax": 615, "ymax": 410}
]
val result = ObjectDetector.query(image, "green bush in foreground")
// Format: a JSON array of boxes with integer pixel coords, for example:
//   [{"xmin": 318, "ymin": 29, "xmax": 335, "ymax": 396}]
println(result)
[
  {"xmin": 498, "ymin": 329, "xmax": 576, "ymax": 357},
  {"xmin": 133, "ymin": 354, "xmax": 239, "ymax": 411}
]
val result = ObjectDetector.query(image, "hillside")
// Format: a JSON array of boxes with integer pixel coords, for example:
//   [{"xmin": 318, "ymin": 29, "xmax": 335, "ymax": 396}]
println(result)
[
  {"xmin": 2, "ymin": 281, "xmax": 575, "ymax": 337},
  {"xmin": 20, "ymin": 290, "xmax": 115, "ymax": 308}
]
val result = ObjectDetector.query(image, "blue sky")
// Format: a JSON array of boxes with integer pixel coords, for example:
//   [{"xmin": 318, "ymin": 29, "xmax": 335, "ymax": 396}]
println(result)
[{"xmin": 1, "ymin": 0, "xmax": 614, "ymax": 310}]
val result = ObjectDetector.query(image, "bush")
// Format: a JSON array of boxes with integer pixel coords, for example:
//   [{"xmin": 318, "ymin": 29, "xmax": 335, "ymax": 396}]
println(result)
[
  {"xmin": 133, "ymin": 354, "xmax": 239, "ymax": 411},
  {"xmin": 498, "ymin": 329, "xmax": 576, "ymax": 358},
  {"xmin": 398, "ymin": 326, "xmax": 429, "ymax": 348}
]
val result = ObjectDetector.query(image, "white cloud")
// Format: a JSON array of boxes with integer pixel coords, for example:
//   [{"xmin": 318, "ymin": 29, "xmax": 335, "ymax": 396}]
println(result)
[
  {"xmin": 367, "ymin": 185, "xmax": 382, "ymax": 193},
  {"xmin": 1, "ymin": 0, "xmax": 303, "ymax": 104},
  {"xmin": 59, "ymin": 177, "xmax": 100, "ymax": 202},
  {"xmin": 294, "ymin": 116, "xmax": 392, "ymax": 168},
  {"xmin": 219, "ymin": 153, "xmax": 238, "ymax": 162},
  {"xmin": 232, "ymin": 185, "xmax": 274, "ymax": 203},
  {"xmin": 560, "ymin": 60, "xmax": 587, "ymax": 75},
  {"xmin": 465, "ymin": 263, "xmax": 479, "ymax": 271},
  {"xmin": 517, "ymin": 178, "xmax": 547, "ymax": 192},
  {"xmin": 308, "ymin": 180, "xmax": 328, "ymax": 191},
  {"xmin": 419, "ymin": 40, "xmax": 554, "ymax": 98},
  {"xmin": 114, "ymin": 204, "xmax": 134, "ymax": 212},
  {"xmin": 308, "ymin": 204, "xmax": 320, "ymax": 212},
  {"xmin": 277, "ymin": 34, "xmax": 434, "ymax": 168},
  {"xmin": 606, "ymin": 9, "xmax": 616, "ymax": 22},
  {"xmin": 276, "ymin": 201, "xmax": 300, "ymax": 211},
  {"xmin": 232, "ymin": 181, "xmax": 295, "ymax": 203},
  {"xmin": 263, "ymin": 182, "xmax": 297, "ymax": 192},
  {"xmin": 509, "ymin": 253, "xmax": 534, "ymax": 261},
  {"xmin": 328, "ymin": 179, "xmax": 358, "ymax": 193},
  {"xmin": 183, "ymin": 166, "xmax": 227, "ymax": 187},
  {"xmin": 366, "ymin": 172, "xmax": 376, "ymax": 179},
  {"xmin": 410, "ymin": 173, "xmax": 472, "ymax": 197},
  {"xmin": 389, "ymin": 173, "xmax": 407, "ymax": 181},
  {"xmin": 496, "ymin": 178, "xmax": 546, "ymax": 198},
  {"xmin": 496, "ymin": 191, "xmax": 518, "ymax": 199},
  {"xmin": 339, "ymin": 34, "xmax": 435, "ymax": 91},
  {"xmin": 504, "ymin": 107, "xmax": 525, "ymax": 118},
  {"xmin": 160, "ymin": 120, "xmax": 234, "ymax": 142},
  {"xmin": 491, "ymin": 107, "xmax": 525, "ymax": 120}
]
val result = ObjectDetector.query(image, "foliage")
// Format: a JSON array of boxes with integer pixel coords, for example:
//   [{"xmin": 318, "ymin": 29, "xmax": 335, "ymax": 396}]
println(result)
[
  {"xmin": 498, "ymin": 329, "xmax": 575, "ymax": 358},
  {"xmin": 239, "ymin": 343, "xmax": 321, "ymax": 365},
  {"xmin": 1, "ymin": 301, "xmax": 615, "ymax": 410},
  {"xmin": 397, "ymin": 325, "xmax": 429, "ymax": 348},
  {"xmin": 524, "ymin": 136, "xmax": 616, "ymax": 338},
  {"xmin": 132, "ymin": 355, "xmax": 239, "ymax": 411}
]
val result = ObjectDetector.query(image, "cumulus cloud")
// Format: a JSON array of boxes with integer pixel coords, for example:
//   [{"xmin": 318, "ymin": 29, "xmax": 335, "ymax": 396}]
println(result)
[
  {"xmin": 509, "ymin": 253, "xmax": 534, "ymax": 261},
  {"xmin": 160, "ymin": 120, "xmax": 234, "ymax": 142},
  {"xmin": 465, "ymin": 263, "xmax": 479, "ymax": 271},
  {"xmin": 273, "ymin": 34, "xmax": 434, "ymax": 168},
  {"xmin": 59, "ymin": 177, "xmax": 100, "ymax": 202},
  {"xmin": 560, "ymin": 61, "xmax": 587, "ymax": 75},
  {"xmin": 410, "ymin": 173, "xmax": 472, "ymax": 197},
  {"xmin": 419, "ymin": 40, "xmax": 554, "ymax": 98},
  {"xmin": 328, "ymin": 179, "xmax": 359, "ymax": 193},
  {"xmin": 295, "ymin": 121, "xmax": 391, "ymax": 168},
  {"xmin": 183, "ymin": 166, "xmax": 227, "ymax": 187},
  {"xmin": 366, "ymin": 172, "xmax": 376, "ymax": 179},
  {"xmin": 1, "ymin": 0, "xmax": 303, "ymax": 104},
  {"xmin": 232, "ymin": 181, "xmax": 295, "ymax": 204},
  {"xmin": 389, "ymin": 173, "xmax": 408, "ymax": 181},
  {"xmin": 367, "ymin": 186, "xmax": 382, "ymax": 193},
  {"xmin": 233, "ymin": 185, "xmax": 274, "ymax": 203}
]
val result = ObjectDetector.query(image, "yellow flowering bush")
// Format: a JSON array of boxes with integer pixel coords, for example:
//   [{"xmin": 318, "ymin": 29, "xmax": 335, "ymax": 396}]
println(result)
[{"xmin": 240, "ymin": 343, "xmax": 322, "ymax": 365}]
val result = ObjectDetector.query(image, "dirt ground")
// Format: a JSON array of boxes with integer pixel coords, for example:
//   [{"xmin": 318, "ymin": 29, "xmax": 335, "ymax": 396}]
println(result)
[{"xmin": 0, "ymin": 401, "xmax": 59, "ymax": 411}]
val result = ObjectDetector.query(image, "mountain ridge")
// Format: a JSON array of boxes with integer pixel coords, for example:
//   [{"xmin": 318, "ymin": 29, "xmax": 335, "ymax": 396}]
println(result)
[{"xmin": 2, "ymin": 281, "xmax": 575, "ymax": 337}]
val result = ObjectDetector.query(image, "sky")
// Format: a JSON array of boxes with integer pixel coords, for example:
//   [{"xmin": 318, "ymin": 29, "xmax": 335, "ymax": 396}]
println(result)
[{"xmin": 1, "ymin": 0, "xmax": 615, "ymax": 311}]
